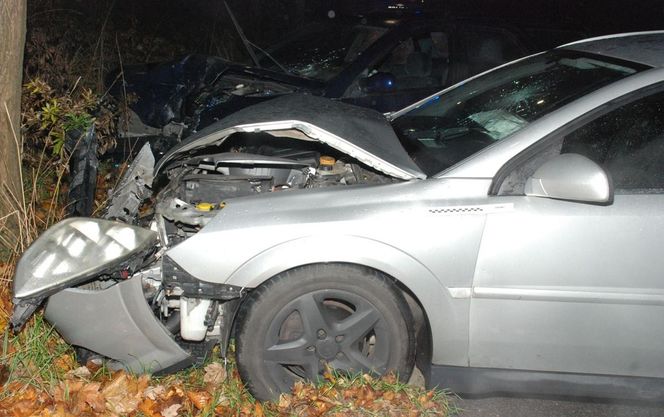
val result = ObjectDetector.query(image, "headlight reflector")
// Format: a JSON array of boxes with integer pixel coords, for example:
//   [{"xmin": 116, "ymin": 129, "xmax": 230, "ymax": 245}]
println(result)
[{"xmin": 13, "ymin": 218, "xmax": 158, "ymax": 299}]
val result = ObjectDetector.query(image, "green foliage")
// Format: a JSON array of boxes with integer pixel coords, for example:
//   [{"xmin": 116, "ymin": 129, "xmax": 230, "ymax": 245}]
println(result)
[
  {"xmin": 23, "ymin": 79, "xmax": 100, "ymax": 158},
  {"xmin": 63, "ymin": 112, "xmax": 94, "ymax": 133}
]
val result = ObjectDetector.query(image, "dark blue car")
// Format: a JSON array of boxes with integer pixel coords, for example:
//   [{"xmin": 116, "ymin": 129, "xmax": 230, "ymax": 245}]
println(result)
[{"xmin": 114, "ymin": 15, "xmax": 583, "ymax": 141}]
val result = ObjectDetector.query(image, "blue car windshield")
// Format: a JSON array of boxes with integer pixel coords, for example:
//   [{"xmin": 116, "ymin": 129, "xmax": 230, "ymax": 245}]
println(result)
[
  {"xmin": 259, "ymin": 20, "xmax": 387, "ymax": 82},
  {"xmin": 392, "ymin": 50, "xmax": 645, "ymax": 176}
]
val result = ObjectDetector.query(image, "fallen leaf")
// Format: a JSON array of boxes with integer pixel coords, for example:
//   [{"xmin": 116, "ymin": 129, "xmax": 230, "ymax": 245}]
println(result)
[
  {"xmin": 144, "ymin": 384, "xmax": 166, "ymax": 401},
  {"xmin": 53, "ymin": 354, "xmax": 76, "ymax": 373},
  {"xmin": 101, "ymin": 372, "xmax": 145, "ymax": 414},
  {"xmin": 138, "ymin": 398, "xmax": 161, "ymax": 417},
  {"xmin": 187, "ymin": 390, "xmax": 211, "ymax": 410},
  {"xmin": 0, "ymin": 363, "xmax": 9, "ymax": 386},
  {"xmin": 77, "ymin": 382, "xmax": 104, "ymax": 413},
  {"xmin": 254, "ymin": 401, "xmax": 265, "ymax": 417},
  {"xmin": 203, "ymin": 362, "xmax": 227, "ymax": 390},
  {"xmin": 4, "ymin": 399, "xmax": 42, "ymax": 417},
  {"xmin": 47, "ymin": 403, "xmax": 71, "ymax": 417},
  {"xmin": 313, "ymin": 400, "xmax": 330, "ymax": 414},
  {"xmin": 54, "ymin": 379, "xmax": 84, "ymax": 403},
  {"xmin": 240, "ymin": 404, "xmax": 253, "ymax": 416},
  {"xmin": 277, "ymin": 393, "xmax": 292, "ymax": 410},
  {"xmin": 65, "ymin": 366, "xmax": 91, "ymax": 379},
  {"xmin": 160, "ymin": 403, "xmax": 182, "ymax": 417}
]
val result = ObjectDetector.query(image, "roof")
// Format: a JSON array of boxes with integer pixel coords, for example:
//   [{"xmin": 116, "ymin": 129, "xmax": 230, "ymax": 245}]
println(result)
[{"xmin": 560, "ymin": 31, "xmax": 664, "ymax": 68}]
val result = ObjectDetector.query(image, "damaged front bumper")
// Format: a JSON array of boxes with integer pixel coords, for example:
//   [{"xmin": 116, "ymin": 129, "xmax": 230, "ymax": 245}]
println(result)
[
  {"xmin": 11, "ymin": 214, "xmax": 242, "ymax": 373},
  {"xmin": 44, "ymin": 274, "xmax": 191, "ymax": 373}
]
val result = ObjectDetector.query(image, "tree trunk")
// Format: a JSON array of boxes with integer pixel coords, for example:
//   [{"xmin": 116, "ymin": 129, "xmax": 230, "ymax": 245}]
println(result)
[{"xmin": 0, "ymin": 0, "xmax": 27, "ymax": 250}]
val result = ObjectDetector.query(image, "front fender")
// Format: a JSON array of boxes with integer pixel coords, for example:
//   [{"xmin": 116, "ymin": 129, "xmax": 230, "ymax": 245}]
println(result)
[{"xmin": 225, "ymin": 235, "xmax": 469, "ymax": 367}]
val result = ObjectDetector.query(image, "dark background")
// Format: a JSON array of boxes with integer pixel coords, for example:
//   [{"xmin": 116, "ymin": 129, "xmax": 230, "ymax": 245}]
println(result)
[{"xmin": 26, "ymin": 0, "xmax": 664, "ymax": 68}]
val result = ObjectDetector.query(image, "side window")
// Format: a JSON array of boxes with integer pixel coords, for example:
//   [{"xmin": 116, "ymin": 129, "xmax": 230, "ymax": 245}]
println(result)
[
  {"xmin": 497, "ymin": 88, "xmax": 664, "ymax": 195},
  {"xmin": 462, "ymin": 26, "xmax": 525, "ymax": 76},
  {"xmin": 561, "ymin": 90, "xmax": 664, "ymax": 191}
]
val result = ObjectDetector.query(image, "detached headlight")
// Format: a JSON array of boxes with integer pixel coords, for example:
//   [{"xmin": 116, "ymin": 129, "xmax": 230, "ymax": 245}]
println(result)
[{"xmin": 13, "ymin": 218, "xmax": 158, "ymax": 300}]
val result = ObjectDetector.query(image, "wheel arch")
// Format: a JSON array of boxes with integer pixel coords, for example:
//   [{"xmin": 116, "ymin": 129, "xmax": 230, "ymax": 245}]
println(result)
[{"xmin": 225, "ymin": 235, "xmax": 468, "ymax": 369}]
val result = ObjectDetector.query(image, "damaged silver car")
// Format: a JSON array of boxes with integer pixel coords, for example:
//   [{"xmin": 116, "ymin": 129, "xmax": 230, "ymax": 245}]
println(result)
[{"xmin": 12, "ymin": 31, "xmax": 664, "ymax": 401}]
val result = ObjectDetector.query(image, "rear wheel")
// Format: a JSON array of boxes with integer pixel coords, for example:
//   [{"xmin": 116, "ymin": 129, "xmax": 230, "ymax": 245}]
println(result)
[{"xmin": 235, "ymin": 264, "xmax": 416, "ymax": 401}]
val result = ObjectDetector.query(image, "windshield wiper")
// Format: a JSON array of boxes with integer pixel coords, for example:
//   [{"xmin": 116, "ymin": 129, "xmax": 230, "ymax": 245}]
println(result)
[
  {"xmin": 224, "ymin": 1, "xmax": 290, "ymax": 75},
  {"xmin": 224, "ymin": 1, "xmax": 260, "ymax": 67}
]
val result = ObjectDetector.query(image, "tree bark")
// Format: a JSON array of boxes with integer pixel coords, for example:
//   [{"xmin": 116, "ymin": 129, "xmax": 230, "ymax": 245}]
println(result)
[{"xmin": 0, "ymin": 0, "xmax": 27, "ymax": 249}]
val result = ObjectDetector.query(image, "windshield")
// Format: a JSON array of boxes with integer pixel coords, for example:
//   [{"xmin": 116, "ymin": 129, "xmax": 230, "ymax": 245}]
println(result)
[
  {"xmin": 392, "ymin": 50, "xmax": 644, "ymax": 176},
  {"xmin": 259, "ymin": 20, "xmax": 387, "ymax": 81}
]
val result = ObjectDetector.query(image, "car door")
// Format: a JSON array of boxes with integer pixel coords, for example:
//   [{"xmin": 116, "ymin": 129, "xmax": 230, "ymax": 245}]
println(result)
[{"xmin": 469, "ymin": 85, "xmax": 664, "ymax": 378}]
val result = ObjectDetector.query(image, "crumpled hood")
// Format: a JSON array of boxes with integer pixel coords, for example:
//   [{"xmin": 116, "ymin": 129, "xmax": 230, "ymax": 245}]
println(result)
[{"xmin": 155, "ymin": 94, "xmax": 426, "ymax": 180}]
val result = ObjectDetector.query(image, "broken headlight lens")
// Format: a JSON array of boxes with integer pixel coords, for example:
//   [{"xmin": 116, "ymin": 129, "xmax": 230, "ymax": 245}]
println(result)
[{"xmin": 13, "ymin": 218, "xmax": 158, "ymax": 300}]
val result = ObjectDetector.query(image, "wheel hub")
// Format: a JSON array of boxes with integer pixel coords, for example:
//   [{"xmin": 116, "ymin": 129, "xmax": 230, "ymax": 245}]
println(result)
[{"xmin": 316, "ymin": 338, "xmax": 340, "ymax": 360}]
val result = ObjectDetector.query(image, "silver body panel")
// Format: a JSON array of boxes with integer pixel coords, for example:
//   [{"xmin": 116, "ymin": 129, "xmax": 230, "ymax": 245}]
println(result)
[
  {"xmin": 167, "ymin": 179, "xmax": 494, "ymax": 366},
  {"xmin": 472, "ymin": 194, "xmax": 664, "ymax": 377}
]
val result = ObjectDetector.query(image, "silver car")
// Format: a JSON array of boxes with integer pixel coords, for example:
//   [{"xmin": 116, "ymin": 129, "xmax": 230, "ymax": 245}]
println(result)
[{"xmin": 12, "ymin": 31, "xmax": 664, "ymax": 401}]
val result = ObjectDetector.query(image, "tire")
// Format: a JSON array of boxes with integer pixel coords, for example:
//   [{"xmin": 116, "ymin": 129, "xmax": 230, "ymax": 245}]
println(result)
[{"xmin": 235, "ymin": 263, "xmax": 416, "ymax": 401}]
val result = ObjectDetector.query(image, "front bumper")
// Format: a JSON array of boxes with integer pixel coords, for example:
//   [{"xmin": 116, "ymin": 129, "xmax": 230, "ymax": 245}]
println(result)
[{"xmin": 44, "ymin": 274, "xmax": 191, "ymax": 373}]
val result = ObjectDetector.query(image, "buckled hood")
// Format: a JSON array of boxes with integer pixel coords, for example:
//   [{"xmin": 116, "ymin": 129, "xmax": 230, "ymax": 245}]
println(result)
[{"xmin": 155, "ymin": 94, "xmax": 426, "ymax": 180}]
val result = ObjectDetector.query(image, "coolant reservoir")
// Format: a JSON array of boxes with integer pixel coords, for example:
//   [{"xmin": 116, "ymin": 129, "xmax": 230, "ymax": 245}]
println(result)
[
  {"xmin": 180, "ymin": 297, "xmax": 211, "ymax": 341},
  {"xmin": 314, "ymin": 155, "xmax": 348, "ymax": 186},
  {"xmin": 319, "ymin": 155, "xmax": 336, "ymax": 171}
]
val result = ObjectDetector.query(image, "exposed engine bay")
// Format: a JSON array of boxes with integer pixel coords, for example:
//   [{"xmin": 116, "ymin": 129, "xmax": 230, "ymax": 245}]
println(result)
[{"xmin": 150, "ymin": 133, "xmax": 396, "ymax": 244}]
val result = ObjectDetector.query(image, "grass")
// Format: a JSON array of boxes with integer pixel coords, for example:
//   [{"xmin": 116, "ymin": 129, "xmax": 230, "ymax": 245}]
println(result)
[{"xmin": 0, "ymin": 314, "xmax": 75, "ymax": 396}]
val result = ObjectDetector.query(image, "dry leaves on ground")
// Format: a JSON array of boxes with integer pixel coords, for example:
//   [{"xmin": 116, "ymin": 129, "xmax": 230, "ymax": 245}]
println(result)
[{"xmin": 0, "ymin": 363, "xmax": 451, "ymax": 417}]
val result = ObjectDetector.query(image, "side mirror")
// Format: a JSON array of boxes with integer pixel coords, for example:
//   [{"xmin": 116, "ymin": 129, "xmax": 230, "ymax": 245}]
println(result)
[
  {"xmin": 525, "ymin": 153, "xmax": 613, "ymax": 204},
  {"xmin": 359, "ymin": 72, "xmax": 396, "ymax": 93}
]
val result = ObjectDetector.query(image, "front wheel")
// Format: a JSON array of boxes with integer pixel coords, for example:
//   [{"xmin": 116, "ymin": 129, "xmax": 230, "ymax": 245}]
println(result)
[{"xmin": 235, "ymin": 264, "xmax": 416, "ymax": 401}]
